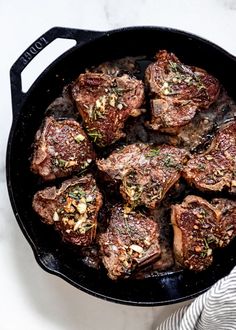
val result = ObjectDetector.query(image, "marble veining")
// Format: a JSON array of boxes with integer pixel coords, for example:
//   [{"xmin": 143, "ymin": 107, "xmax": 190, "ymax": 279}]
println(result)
[{"xmin": 1, "ymin": 0, "xmax": 236, "ymax": 329}]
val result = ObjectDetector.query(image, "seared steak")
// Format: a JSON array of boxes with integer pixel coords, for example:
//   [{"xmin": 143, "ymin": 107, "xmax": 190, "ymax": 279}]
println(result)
[
  {"xmin": 97, "ymin": 143, "xmax": 189, "ymax": 208},
  {"xmin": 99, "ymin": 204, "xmax": 161, "ymax": 280},
  {"xmin": 31, "ymin": 116, "xmax": 95, "ymax": 181},
  {"xmin": 183, "ymin": 121, "xmax": 236, "ymax": 193},
  {"xmin": 145, "ymin": 50, "xmax": 220, "ymax": 133},
  {"xmin": 171, "ymin": 195, "xmax": 236, "ymax": 271},
  {"xmin": 32, "ymin": 175, "xmax": 103, "ymax": 246},
  {"xmin": 72, "ymin": 73, "xmax": 145, "ymax": 147}
]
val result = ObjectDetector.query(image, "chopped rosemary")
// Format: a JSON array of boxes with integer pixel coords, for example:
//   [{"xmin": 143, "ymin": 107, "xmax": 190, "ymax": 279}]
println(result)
[
  {"xmin": 68, "ymin": 192, "xmax": 79, "ymax": 199},
  {"xmin": 168, "ymin": 60, "xmax": 190, "ymax": 75},
  {"xmin": 169, "ymin": 60, "xmax": 178, "ymax": 72},
  {"xmin": 163, "ymin": 155, "xmax": 181, "ymax": 169},
  {"xmin": 146, "ymin": 148, "xmax": 160, "ymax": 157},
  {"xmin": 77, "ymin": 167, "xmax": 89, "ymax": 176},
  {"xmin": 52, "ymin": 158, "xmax": 78, "ymax": 169},
  {"xmin": 57, "ymin": 159, "xmax": 67, "ymax": 167},
  {"xmin": 124, "ymin": 217, "xmax": 132, "ymax": 236},
  {"xmin": 123, "ymin": 182, "xmax": 143, "ymax": 202},
  {"xmin": 207, "ymin": 236, "xmax": 217, "ymax": 244},
  {"xmin": 200, "ymin": 252, "xmax": 207, "ymax": 258},
  {"xmin": 68, "ymin": 186, "xmax": 85, "ymax": 199},
  {"xmin": 110, "ymin": 86, "xmax": 125, "ymax": 96},
  {"xmin": 203, "ymin": 238, "xmax": 209, "ymax": 249},
  {"xmin": 168, "ymin": 60, "xmax": 207, "ymax": 93},
  {"xmin": 87, "ymin": 129, "xmax": 102, "ymax": 142},
  {"xmin": 163, "ymin": 156, "xmax": 174, "ymax": 167}
]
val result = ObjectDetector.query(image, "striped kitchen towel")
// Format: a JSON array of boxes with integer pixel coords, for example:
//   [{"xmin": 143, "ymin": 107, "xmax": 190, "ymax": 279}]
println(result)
[{"xmin": 156, "ymin": 266, "xmax": 236, "ymax": 330}]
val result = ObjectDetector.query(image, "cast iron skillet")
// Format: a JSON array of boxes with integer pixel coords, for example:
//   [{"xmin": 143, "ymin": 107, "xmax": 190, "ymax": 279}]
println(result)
[{"xmin": 7, "ymin": 26, "xmax": 236, "ymax": 306}]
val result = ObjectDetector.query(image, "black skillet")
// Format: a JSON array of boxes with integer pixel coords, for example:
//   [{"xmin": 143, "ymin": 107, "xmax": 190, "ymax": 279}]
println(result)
[{"xmin": 7, "ymin": 26, "xmax": 236, "ymax": 306}]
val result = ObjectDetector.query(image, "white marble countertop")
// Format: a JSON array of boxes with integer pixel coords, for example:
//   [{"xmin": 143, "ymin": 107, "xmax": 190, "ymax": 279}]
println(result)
[{"xmin": 1, "ymin": 0, "xmax": 236, "ymax": 329}]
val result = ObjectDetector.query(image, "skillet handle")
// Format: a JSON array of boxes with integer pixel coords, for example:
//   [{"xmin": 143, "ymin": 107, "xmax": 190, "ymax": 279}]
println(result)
[{"xmin": 10, "ymin": 26, "xmax": 105, "ymax": 117}]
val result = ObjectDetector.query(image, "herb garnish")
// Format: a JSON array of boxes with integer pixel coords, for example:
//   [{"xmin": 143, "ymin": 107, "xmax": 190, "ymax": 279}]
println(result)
[
  {"xmin": 163, "ymin": 156, "xmax": 174, "ymax": 167},
  {"xmin": 207, "ymin": 236, "xmax": 217, "ymax": 244},
  {"xmin": 200, "ymin": 252, "xmax": 207, "ymax": 258},
  {"xmin": 168, "ymin": 60, "xmax": 207, "ymax": 93},
  {"xmin": 68, "ymin": 192, "xmax": 79, "ymax": 199},
  {"xmin": 68, "ymin": 186, "xmax": 85, "ymax": 199},
  {"xmin": 87, "ymin": 129, "xmax": 102, "ymax": 142},
  {"xmin": 123, "ymin": 181, "xmax": 143, "ymax": 202},
  {"xmin": 52, "ymin": 158, "xmax": 66, "ymax": 168},
  {"xmin": 110, "ymin": 86, "xmax": 125, "ymax": 96},
  {"xmin": 169, "ymin": 60, "xmax": 191, "ymax": 76},
  {"xmin": 163, "ymin": 155, "xmax": 181, "ymax": 169},
  {"xmin": 146, "ymin": 148, "xmax": 160, "ymax": 157}
]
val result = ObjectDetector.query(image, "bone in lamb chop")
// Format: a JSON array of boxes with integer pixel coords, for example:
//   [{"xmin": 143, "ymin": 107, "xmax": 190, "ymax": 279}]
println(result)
[
  {"xmin": 99, "ymin": 204, "xmax": 161, "ymax": 280},
  {"xmin": 72, "ymin": 72, "xmax": 145, "ymax": 147},
  {"xmin": 97, "ymin": 143, "xmax": 189, "ymax": 209},
  {"xmin": 31, "ymin": 116, "xmax": 95, "ymax": 181},
  {"xmin": 32, "ymin": 175, "xmax": 103, "ymax": 246},
  {"xmin": 183, "ymin": 121, "xmax": 236, "ymax": 193},
  {"xmin": 171, "ymin": 195, "xmax": 236, "ymax": 271},
  {"xmin": 145, "ymin": 50, "xmax": 220, "ymax": 134}
]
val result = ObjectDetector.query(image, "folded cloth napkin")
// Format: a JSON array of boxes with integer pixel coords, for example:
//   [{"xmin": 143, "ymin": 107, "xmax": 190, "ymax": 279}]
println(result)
[{"xmin": 157, "ymin": 266, "xmax": 236, "ymax": 330}]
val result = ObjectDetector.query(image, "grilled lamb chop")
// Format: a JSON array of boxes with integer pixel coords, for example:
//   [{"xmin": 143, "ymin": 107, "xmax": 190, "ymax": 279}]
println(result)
[
  {"xmin": 31, "ymin": 116, "xmax": 95, "ymax": 181},
  {"xmin": 183, "ymin": 121, "xmax": 236, "ymax": 193},
  {"xmin": 32, "ymin": 175, "xmax": 103, "ymax": 246},
  {"xmin": 171, "ymin": 195, "xmax": 219, "ymax": 271},
  {"xmin": 99, "ymin": 204, "xmax": 161, "ymax": 280},
  {"xmin": 72, "ymin": 73, "xmax": 145, "ymax": 147},
  {"xmin": 97, "ymin": 143, "xmax": 189, "ymax": 208},
  {"xmin": 145, "ymin": 50, "xmax": 220, "ymax": 134},
  {"xmin": 171, "ymin": 195, "xmax": 236, "ymax": 271}
]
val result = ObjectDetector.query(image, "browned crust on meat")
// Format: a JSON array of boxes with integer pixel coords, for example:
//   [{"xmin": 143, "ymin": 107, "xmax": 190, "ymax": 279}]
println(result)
[
  {"xmin": 183, "ymin": 121, "xmax": 236, "ymax": 192},
  {"xmin": 31, "ymin": 116, "xmax": 95, "ymax": 180},
  {"xmin": 97, "ymin": 143, "xmax": 189, "ymax": 208},
  {"xmin": 171, "ymin": 195, "xmax": 221, "ymax": 271},
  {"xmin": 32, "ymin": 175, "xmax": 103, "ymax": 246},
  {"xmin": 72, "ymin": 73, "xmax": 145, "ymax": 147},
  {"xmin": 172, "ymin": 195, "xmax": 236, "ymax": 272},
  {"xmin": 99, "ymin": 205, "xmax": 161, "ymax": 280},
  {"xmin": 145, "ymin": 50, "xmax": 220, "ymax": 133}
]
